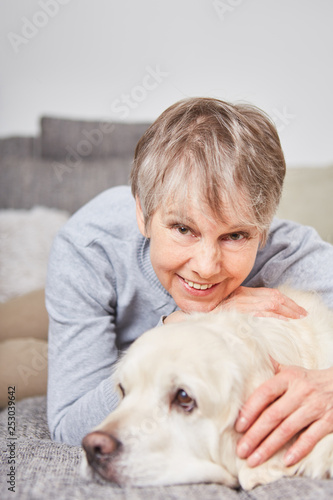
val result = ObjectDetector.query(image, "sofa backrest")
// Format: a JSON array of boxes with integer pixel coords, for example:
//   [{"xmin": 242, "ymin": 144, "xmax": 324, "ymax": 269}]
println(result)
[{"xmin": 0, "ymin": 117, "xmax": 151, "ymax": 215}]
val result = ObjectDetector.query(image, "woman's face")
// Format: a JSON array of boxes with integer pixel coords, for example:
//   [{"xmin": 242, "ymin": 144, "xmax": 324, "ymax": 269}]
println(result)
[{"xmin": 136, "ymin": 198, "xmax": 261, "ymax": 313}]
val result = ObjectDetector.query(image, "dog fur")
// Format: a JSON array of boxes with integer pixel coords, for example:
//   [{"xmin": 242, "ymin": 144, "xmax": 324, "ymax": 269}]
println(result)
[{"xmin": 82, "ymin": 288, "xmax": 333, "ymax": 489}]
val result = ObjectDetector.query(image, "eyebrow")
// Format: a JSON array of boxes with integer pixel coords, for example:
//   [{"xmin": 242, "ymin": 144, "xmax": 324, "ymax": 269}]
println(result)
[
  {"xmin": 163, "ymin": 210, "xmax": 253, "ymax": 232},
  {"xmin": 164, "ymin": 211, "xmax": 196, "ymax": 225}
]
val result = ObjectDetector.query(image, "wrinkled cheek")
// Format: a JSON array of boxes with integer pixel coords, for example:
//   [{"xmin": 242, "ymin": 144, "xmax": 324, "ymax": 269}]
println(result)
[
  {"xmin": 230, "ymin": 252, "xmax": 257, "ymax": 282},
  {"xmin": 150, "ymin": 261, "xmax": 182, "ymax": 293}
]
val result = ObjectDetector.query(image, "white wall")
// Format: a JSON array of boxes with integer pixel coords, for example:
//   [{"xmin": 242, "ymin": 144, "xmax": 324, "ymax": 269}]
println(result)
[{"xmin": 1, "ymin": 0, "xmax": 332, "ymax": 167}]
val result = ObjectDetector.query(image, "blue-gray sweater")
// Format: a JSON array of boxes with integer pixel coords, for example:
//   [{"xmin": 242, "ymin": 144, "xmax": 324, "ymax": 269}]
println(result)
[{"xmin": 45, "ymin": 186, "xmax": 333, "ymax": 445}]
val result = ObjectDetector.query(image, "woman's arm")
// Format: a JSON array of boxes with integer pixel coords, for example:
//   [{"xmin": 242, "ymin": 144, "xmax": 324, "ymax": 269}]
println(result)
[{"xmin": 46, "ymin": 228, "xmax": 120, "ymax": 446}]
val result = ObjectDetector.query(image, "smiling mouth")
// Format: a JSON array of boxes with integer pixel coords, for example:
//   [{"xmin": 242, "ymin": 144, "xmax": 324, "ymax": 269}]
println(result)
[{"xmin": 183, "ymin": 278, "xmax": 214, "ymax": 290}]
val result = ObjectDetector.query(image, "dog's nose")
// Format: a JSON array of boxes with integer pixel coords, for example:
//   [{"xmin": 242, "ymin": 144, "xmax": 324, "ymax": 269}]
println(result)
[{"xmin": 82, "ymin": 431, "xmax": 121, "ymax": 464}]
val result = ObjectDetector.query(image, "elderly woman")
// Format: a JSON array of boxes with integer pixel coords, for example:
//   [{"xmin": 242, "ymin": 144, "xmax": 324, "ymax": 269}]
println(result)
[{"xmin": 46, "ymin": 97, "xmax": 333, "ymax": 469}]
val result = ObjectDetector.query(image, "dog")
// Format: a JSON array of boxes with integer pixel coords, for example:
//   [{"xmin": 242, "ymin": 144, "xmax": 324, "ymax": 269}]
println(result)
[{"xmin": 82, "ymin": 288, "xmax": 333, "ymax": 489}]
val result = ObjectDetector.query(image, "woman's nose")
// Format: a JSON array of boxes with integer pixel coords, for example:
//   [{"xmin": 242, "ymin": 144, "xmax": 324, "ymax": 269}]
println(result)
[{"xmin": 190, "ymin": 242, "xmax": 221, "ymax": 279}]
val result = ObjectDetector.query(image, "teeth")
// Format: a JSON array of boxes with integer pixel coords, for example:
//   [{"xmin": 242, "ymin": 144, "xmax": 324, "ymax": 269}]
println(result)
[{"xmin": 184, "ymin": 279, "xmax": 213, "ymax": 290}]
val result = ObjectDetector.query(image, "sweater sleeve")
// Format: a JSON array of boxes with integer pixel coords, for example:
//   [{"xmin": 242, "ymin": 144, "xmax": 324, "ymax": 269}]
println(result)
[
  {"xmin": 244, "ymin": 218, "xmax": 333, "ymax": 309},
  {"xmin": 45, "ymin": 228, "xmax": 120, "ymax": 445}
]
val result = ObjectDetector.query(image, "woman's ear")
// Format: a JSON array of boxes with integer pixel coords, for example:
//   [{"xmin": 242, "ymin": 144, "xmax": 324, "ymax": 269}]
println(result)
[{"xmin": 135, "ymin": 197, "xmax": 148, "ymax": 237}]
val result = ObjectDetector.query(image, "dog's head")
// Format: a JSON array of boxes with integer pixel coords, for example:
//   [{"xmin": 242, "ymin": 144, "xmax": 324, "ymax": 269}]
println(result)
[{"xmin": 82, "ymin": 313, "xmax": 271, "ymax": 487}]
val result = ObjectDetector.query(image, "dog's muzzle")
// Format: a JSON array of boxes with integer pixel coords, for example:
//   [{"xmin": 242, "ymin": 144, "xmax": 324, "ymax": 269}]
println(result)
[{"xmin": 82, "ymin": 430, "xmax": 122, "ymax": 481}]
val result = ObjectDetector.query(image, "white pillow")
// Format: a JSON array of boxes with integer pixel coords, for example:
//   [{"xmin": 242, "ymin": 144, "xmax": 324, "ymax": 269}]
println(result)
[{"xmin": 0, "ymin": 207, "xmax": 69, "ymax": 302}]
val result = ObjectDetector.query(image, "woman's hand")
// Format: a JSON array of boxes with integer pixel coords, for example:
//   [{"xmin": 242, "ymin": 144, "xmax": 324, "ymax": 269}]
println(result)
[
  {"xmin": 235, "ymin": 363, "xmax": 333, "ymax": 467},
  {"xmin": 164, "ymin": 286, "xmax": 307, "ymax": 324},
  {"xmin": 163, "ymin": 310, "xmax": 189, "ymax": 324},
  {"xmin": 220, "ymin": 286, "xmax": 307, "ymax": 320}
]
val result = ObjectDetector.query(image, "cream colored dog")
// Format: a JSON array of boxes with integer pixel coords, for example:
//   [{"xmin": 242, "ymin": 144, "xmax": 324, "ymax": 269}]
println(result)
[{"xmin": 82, "ymin": 288, "xmax": 333, "ymax": 489}]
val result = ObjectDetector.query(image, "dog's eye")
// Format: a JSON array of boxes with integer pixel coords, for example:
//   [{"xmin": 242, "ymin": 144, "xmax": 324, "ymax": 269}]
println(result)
[
  {"xmin": 118, "ymin": 384, "xmax": 125, "ymax": 397},
  {"xmin": 173, "ymin": 389, "xmax": 196, "ymax": 412}
]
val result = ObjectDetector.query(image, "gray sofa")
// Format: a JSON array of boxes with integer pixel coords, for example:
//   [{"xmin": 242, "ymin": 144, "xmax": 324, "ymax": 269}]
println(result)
[{"xmin": 0, "ymin": 116, "xmax": 333, "ymax": 499}]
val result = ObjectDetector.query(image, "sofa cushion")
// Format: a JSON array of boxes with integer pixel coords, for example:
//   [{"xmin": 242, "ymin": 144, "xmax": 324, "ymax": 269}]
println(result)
[
  {"xmin": 0, "ymin": 156, "xmax": 132, "ymax": 213},
  {"xmin": 40, "ymin": 116, "xmax": 151, "ymax": 160}
]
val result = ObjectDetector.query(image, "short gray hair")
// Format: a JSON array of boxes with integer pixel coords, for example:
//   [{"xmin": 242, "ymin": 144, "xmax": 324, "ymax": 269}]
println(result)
[{"xmin": 131, "ymin": 97, "xmax": 286, "ymax": 244}]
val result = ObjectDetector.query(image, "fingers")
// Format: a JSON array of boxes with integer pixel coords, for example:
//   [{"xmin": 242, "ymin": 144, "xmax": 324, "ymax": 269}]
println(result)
[
  {"xmin": 270, "ymin": 292, "xmax": 307, "ymax": 319},
  {"xmin": 236, "ymin": 373, "xmax": 289, "ymax": 455},
  {"xmin": 236, "ymin": 366, "xmax": 333, "ymax": 467},
  {"xmin": 240, "ymin": 403, "xmax": 310, "ymax": 467},
  {"xmin": 240, "ymin": 405, "xmax": 333, "ymax": 468},
  {"xmin": 235, "ymin": 363, "xmax": 287, "ymax": 433},
  {"xmin": 284, "ymin": 413, "xmax": 333, "ymax": 465},
  {"xmin": 221, "ymin": 287, "xmax": 308, "ymax": 320}
]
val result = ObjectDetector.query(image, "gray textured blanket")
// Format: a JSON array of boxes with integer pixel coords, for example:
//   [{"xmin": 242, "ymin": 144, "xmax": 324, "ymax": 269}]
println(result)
[{"xmin": 0, "ymin": 396, "xmax": 332, "ymax": 499}]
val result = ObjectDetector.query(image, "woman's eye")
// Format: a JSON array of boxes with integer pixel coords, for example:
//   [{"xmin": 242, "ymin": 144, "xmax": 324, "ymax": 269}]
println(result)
[
  {"xmin": 177, "ymin": 226, "xmax": 190, "ymax": 235},
  {"xmin": 173, "ymin": 389, "xmax": 196, "ymax": 412},
  {"xmin": 228, "ymin": 233, "xmax": 245, "ymax": 241}
]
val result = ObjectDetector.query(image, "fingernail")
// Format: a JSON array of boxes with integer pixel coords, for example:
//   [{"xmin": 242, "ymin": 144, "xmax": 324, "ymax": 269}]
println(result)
[
  {"xmin": 248, "ymin": 451, "xmax": 262, "ymax": 467},
  {"xmin": 236, "ymin": 416, "xmax": 248, "ymax": 432},
  {"xmin": 237, "ymin": 441, "xmax": 250, "ymax": 458},
  {"xmin": 284, "ymin": 452, "xmax": 296, "ymax": 466}
]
